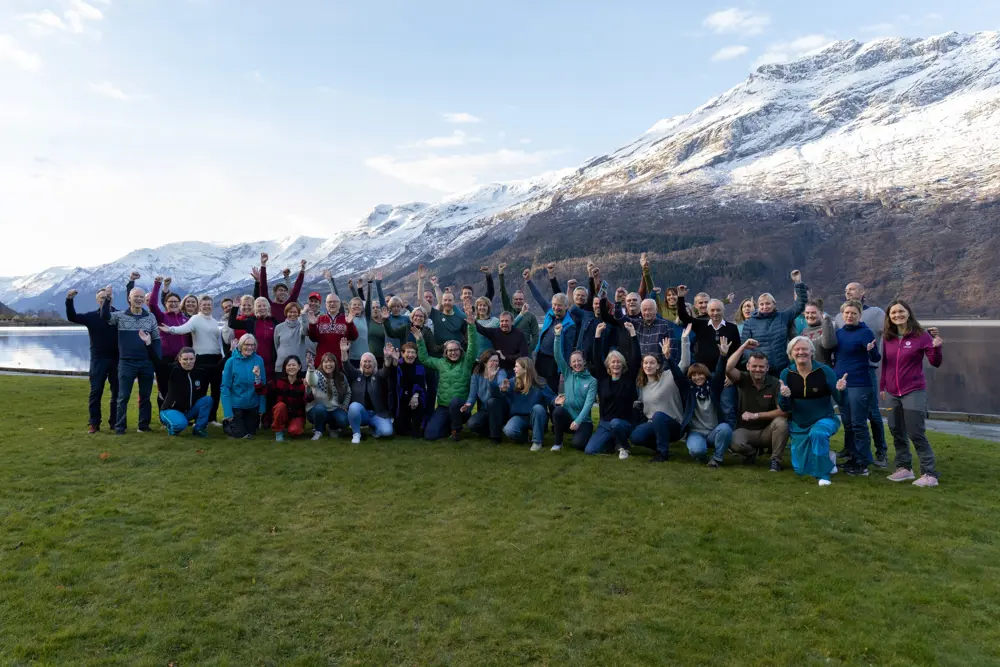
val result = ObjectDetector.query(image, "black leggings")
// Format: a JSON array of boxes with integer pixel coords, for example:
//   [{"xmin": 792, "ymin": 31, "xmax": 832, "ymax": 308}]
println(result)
[
  {"xmin": 196, "ymin": 354, "xmax": 223, "ymax": 422},
  {"xmin": 552, "ymin": 405, "xmax": 595, "ymax": 449},
  {"xmin": 224, "ymin": 408, "xmax": 260, "ymax": 439},
  {"xmin": 154, "ymin": 354, "xmax": 175, "ymax": 410}
]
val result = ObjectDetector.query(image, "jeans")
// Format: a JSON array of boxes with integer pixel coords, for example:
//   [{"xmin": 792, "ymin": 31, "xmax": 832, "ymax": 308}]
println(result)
[
  {"xmin": 467, "ymin": 397, "xmax": 507, "ymax": 440},
  {"xmin": 224, "ymin": 407, "xmax": 261, "ymax": 438},
  {"xmin": 841, "ymin": 386, "xmax": 874, "ymax": 466},
  {"xmin": 868, "ymin": 367, "xmax": 887, "ymax": 456},
  {"xmin": 629, "ymin": 411, "xmax": 682, "ymax": 457},
  {"xmin": 348, "ymin": 402, "xmax": 394, "ymax": 438},
  {"xmin": 503, "ymin": 404, "xmax": 549, "ymax": 444},
  {"xmin": 887, "ymin": 390, "xmax": 937, "ymax": 478},
  {"xmin": 424, "ymin": 397, "xmax": 469, "ymax": 440},
  {"xmin": 160, "ymin": 396, "xmax": 213, "ymax": 435},
  {"xmin": 115, "ymin": 359, "xmax": 155, "ymax": 431},
  {"xmin": 271, "ymin": 402, "xmax": 306, "ymax": 437},
  {"xmin": 307, "ymin": 404, "xmax": 349, "ymax": 434},
  {"xmin": 584, "ymin": 419, "xmax": 634, "ymax": 455},
  {"xmin": 719, "ymin": 384, "xmax": 738, "ymax": 429},
  {"xmin": 685, "ymin": 423, "xmax": 734, "ymax": 462},
  {"xmin": 88, "ymin": 356, "xmax": 119, "ymax": 429},
  {"xmin": 551, "ymin": 405, "xmax": 594, "ymax": 450}
]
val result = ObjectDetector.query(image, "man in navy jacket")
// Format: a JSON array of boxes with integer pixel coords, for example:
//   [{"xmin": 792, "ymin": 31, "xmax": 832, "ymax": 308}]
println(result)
[{"xmin": 66, "ymin": 287, "xmax": 120, "ymax": 433}]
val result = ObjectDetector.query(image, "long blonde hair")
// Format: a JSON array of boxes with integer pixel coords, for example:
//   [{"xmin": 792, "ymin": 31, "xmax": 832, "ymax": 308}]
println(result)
[{"xmin": 514, "ymin": 357, "xmax": 546, "ymax": 393}]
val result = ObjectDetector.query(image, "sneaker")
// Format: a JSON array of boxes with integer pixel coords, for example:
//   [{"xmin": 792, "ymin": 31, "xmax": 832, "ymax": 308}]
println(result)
[
  {"xmin": 873, "ymin": 452, "xmax": 889, "ymax": 469},
  {"xmin": 618, "ymin": 448, "xmax": 630, "ymax": 460},
  {"xmin": 311, "ymin": 431, "xmax": 323, "ymax": 441},
  {"xmin": 192, "ymin": 429, "xmax": 208, "ymax": 438},
  {"xmin": 137, "ymin": 427, "xmax": 152, "ymax": 433},
  {"xmin": 913, "ymin": 474, "xmax": 939, "ymax": 488},
  {"xmin": 275, "ymin": 431, "xmax": 286, "ymax": 443},
  {"xmin": 550, "ymin": 444, "xmax": 562, "ymax": 452},
  {"xmin": 88, "ymin": 425, "xmax": 98, "ymax": 434},
  {"xmin": 530, "ymin": 443, "xmax": 543, "ymax": 452},
  {"xmin": 836, "ymin": 449, "xmax": 851, "ymax": 460},
  {"xmin": 707, "ymin": 458, "xmax": 721, "ymax": 469},
  {"xmin": 845, "ymin": 464, "xmax": 870, "ymax": 477},
  {"xmin": 649, "ymin": 454, "xmax": 669, "ymax": 463},
  {"xmin": 351, "ymin": 433, "xmax": 362, "ymax": 444},
  {"xmin": 242, "ymin": 434, "xmax": 252, "ymax": 440},
  {"xmin": 450, "ymin": 430, "xmax": 461, "ymax": 442},
  {"xmin": 769, "ymin": 459, "xmax": 782, "ymax": 473},
  {"xmin": 887, "ymin": 468, "xmax": 915, "ymax": 482},
  {"xmin": 830, "ymin": 465, "xmax": 838, "ymax": 475},
  {"xmin": 210, "ymin": 421, "xmax": 223, "ymax": 428},
  {"xmin": 818, "ymin": 479, "xmax": 832, "ymax": 487}
]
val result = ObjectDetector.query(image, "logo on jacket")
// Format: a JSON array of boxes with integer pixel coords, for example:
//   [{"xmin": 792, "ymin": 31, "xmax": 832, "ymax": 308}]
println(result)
[
  {"xmin": 195, "ymin": 380, "xmax": 202, "ymax": 388},
  {"xmin": 904, "ymin": 341, "xmax": 912, "ymax": 347}
]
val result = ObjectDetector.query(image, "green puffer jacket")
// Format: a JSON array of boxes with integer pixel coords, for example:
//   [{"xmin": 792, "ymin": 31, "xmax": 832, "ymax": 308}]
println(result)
[{"xmin": 417, "ymin": 322, "xmax": 479, "ymax": 407}]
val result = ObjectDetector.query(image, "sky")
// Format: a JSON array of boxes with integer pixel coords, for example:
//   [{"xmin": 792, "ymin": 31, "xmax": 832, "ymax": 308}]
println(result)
[{"xmin": 1, "ymin": 0, "xmax": 997, "ymax": 277}]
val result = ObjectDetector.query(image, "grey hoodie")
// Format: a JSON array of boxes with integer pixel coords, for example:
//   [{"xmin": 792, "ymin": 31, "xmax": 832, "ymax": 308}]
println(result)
[{"xmin": 801, "ymin": 314, "xmax": 837, "ymax": 367}]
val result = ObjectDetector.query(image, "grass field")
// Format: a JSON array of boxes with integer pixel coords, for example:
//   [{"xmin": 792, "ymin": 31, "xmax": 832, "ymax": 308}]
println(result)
[{"xmin": 2, "ymin": 375, "xmax": 999, "ymax": 666}]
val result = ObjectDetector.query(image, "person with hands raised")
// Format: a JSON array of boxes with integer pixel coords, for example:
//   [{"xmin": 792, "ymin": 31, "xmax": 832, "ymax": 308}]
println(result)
[
  {"xmin": 148, "ymin": 276, "xmax": 192, "ymax": 408},
  {"xmin": 393, "ymin": 342, "xmax": 430, "ymax": 437},
  {"xmin": 740, "ymin": 270, "xmax": 810, "ymax": 376},
  {"xmin": 551, "ymin": 322, "xmax": 598, "ymax": 451},
  {"xmin": 583, "ymin": 319, "xmax": 641, "ymax": 459},
  {"xmin": 833, "ymin": 300, "xmax": 883, "ymax": 475},
  {"xmin": 137, "ymin": 331, "xmax": 212, "ymax": 437},
  {"xmin": 628, "ymin": 326, "xmax": 692, "ymax": 462},
  {"xmin": 498, "ymin": 263, "xmax": 540, "ymax": 351},
  {"xmin": 305, "ymin": 350, "xmax": 351, "ymax": 439},
  {"xmin": 102, "ymin": 283, "xmax": 160, "ymax": 434},
  {"xmin": 220, "ymin": 333, "xmax": 268, "ymax": 439},
  {"xmin": 725, "ymin": 338, "xmax": 790, "ymax": 471},
  {"xmin": 777, "ymin": 336, "xmax": 844, "ymax": 486},
  {"xmin": 258, "ymin": 254, "xmax": 306, "ymax": 324},
  {"xmin": 415, "ymin": 310, "xmax": 479, "ymax": 441},
  {"xmin": 308, "ymin": 291, "xmax": 359, "ymax": 367},
  {"xmin": 523, "ymin": 266, "xmax": 576, "ymax": 392},
  {"xmin": 343, "ymin": 340, "xmax": 394, "ymax": 444},
  {"xmin": 66, "ymin": 284, "xmax": 120, "ymax": 433},
  {"xmin": 426, "ymin": 276, "xmax": 468, "ymax": 350},
  {"xmin": 464, "ymin": 349, "xmax": 508, "ymax": 444}
]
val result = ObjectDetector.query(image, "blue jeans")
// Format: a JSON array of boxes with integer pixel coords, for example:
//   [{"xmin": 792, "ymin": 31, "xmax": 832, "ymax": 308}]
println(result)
[
  {"xmin": 503, "ymin": 404, "xmax": 549, "ymax": 444},
  {"xmin": 424, "ymin": 397, "xmax": 468, "ymax": 440},
  {"xmin": 88, "ymin": 356, "xmax": 119, "ymax": 429},
  {"xmin": 719, "ymin": 384, "xmax": 738, "ymax": 429},
  {"xmin": 348, "ymin": 402, "xmax": 394, "ymax": 438},
  {"xmin": 159, "ymin": 396, "xmax": 213, "ymax": 435},
  {"xmin": 308, "ymin": 404, "xmax": 349, "ymax": 434},
  {"xmin": 584, "ymin": 419, "xmax": 634, "ymax": 455},
  {"xmin": 868, "ymin": 367, "xmax": 887, "ymax": 456},
  {"xmin": 841, "ymin": 386, "xmax": 874, "ymax": 466},
  {"xmin": 115, "ymin": 359, "xmax": 155, "ymax": 431},
  {"xmin": 686, "ymin": 423, "xmax": 733, "ymax": 461},
  {"xmin": 629, "ymin": 412, "xmax": 682, "ymax": 456}
]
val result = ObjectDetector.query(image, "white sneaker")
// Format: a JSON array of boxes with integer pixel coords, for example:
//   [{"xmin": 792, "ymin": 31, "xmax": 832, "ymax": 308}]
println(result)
[
  {"xmin": 530, "ymin": 443, "xmax": 543, "ymax": 452},
  {"xmin": 311, "ymin": 432, "xmax": 323, "ymax": 441},
  {"xmin": 618, "ymin": 449, "xmax": 630, "ymax": 460},
  {"xmin": 818, "ymin": 479, "xmax": 832, "ymax": 486},
  {"xmin": 550, "ymin": 444, "xmax": 562, "ymax": 452},
  {"xmin": 830, "ymin": 465, "xmax": 838, "ymax": 475},
  {"xmin": 351, "ymin": 433, "xmax": 361, "ymax": 444},
  {"xmin": 210, "ymin": 421, "xmax": 223, "ymax": 428}
]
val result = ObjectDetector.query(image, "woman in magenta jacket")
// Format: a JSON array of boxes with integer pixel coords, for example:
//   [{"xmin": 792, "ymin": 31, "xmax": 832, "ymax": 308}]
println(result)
[{"xmin": 880, "ymin": 300, "xmax": 943, "ymax": 487}]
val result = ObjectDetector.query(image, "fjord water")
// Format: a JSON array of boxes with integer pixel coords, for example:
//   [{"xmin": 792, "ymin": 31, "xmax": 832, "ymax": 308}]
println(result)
[{"xmin": 1, "ymin": 322, "xmax": 998, "ymax": 415}]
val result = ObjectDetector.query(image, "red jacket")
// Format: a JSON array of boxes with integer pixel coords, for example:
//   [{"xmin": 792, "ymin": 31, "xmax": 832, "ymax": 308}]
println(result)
[
  {"xmin": 271, "ymin": 377, "xmax": 313, "ymax": 419},
  {"xmin": 880, "ymin": 331, "xmax": 942, "ymax": 397},
  {"xmin": 308, "ymin": 312, "xmax": 358, "ymax": 364}
]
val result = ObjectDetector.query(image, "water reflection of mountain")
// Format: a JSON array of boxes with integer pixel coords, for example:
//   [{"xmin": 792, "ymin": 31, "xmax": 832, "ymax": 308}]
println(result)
[{"xmin": 1, "ymin": 324, "xmax": 997, "ymax": 415}]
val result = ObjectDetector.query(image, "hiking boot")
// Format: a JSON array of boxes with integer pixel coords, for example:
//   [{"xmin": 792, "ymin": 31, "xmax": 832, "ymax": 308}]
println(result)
[
  {"xmin": 873, "ymin": 452, "xmax": 889, "ymax": 469},
  {"xmin": 913, "ymin": 474, "xmax": 939, "ymax": 488},
  {"xmin": 618, "ymin": 448, "xmax": 630, "ymax": 460},
  {"xmin": 529, "ymin": 442, "xmax": 543, "ymax": 452},
  {"xmin": 769, "ymin": 459, "xmax": 782, "ymax": 473},
  {"xmin": 707, "ymin": 458, "xmax": 721, "ymax": 469},
  {"xmin": 88, "ymin": 425, "xmax": 98, "ymax": 434},
  {"xmin": 887, "ymin": 468, "xmax": 915, "ymax": 482},
  {"xmin": 649, "ymin": 454, "xmax": 669, "ymax": 463}
]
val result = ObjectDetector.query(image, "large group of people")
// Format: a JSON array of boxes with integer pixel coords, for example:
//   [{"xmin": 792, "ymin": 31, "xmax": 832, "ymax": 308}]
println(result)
[{"xmin": 66, "ymin": 252, "xmax": 945, "ymax": 487}]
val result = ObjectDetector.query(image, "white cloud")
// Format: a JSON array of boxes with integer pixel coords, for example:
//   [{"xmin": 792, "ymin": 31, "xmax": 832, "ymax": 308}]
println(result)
[
  {"xmin": 365, "ymin": 148, "xmax": 559, "ymax": 192},
  {"xmin": 443, "ymin": 112, "xmax": 483, "ymax": 124},
  {"xmin": 0, "ymin": 35, "xmax": 42, "ymax": 72},
  {"xmin": 21, "ymin": 0, "xmax": 105, "ymax": 36},
  {"xmin": 407, "ymin": 130, "xmax": 482, "ymax": 148},
  {"xmin": 88, "ymin": 81, "xmax": 145, "ymax": 102},
  {"xmin": 711, "ymin": 45, "xmax": 749, "ymax": 61},
  {"xmin": 703, "ymin": 8, "xmax": 770, "ymax": 36},
  {"xmin": 754, "ymin": 34, "xmax": 835, "ymax": 68}
]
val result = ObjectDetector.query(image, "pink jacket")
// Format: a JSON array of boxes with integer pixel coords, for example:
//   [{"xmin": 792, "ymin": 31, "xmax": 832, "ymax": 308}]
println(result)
[
  {"xmin": 880, "ymin": 331, "xmax": 942, "ymax": 397},
  {"xmin": 150, "ymin": 280, "xmax": 192, "ymax": 357}
]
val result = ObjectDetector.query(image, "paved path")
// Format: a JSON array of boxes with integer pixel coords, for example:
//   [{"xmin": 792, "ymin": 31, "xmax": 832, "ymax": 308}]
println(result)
[{"xmin": 926, "ymin": 420, "xmax": 1000, "ymax": 442}]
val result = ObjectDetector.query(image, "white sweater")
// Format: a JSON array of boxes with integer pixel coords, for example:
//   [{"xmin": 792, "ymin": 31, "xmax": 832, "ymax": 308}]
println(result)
[{"xmin": 167, "ymin": 313, "xmax": 224, "ymax": 356}]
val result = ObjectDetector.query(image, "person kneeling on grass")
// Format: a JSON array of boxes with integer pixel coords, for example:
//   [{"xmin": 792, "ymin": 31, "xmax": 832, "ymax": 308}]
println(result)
[
  {"xmin": 501, "ymin": 357, "xmax": 556, "ymax": 451},
  {"xmin": 630, "ymin": 329, "xmax": 692, "ymax": 463},
  {"xmin": 305, "ymin": 352, "xmax": 351, "ymax": 440},
  {"xmin": 463, "ymin": 349, "xmax": 508, "ymax": 444},
  {"xmin": 271, "ymin": 355, "xmax": 312, "ymax": 442},
  {"xmin": 584, "ymin": 322, "xmax": 641, "ymax": 459},
  {"xmin": 221, "ymin": 334, "xmax": 267, "ymax": 439},
  {"xmin": 675, "ymin": 339, "xmax": 732, "ymax": 468},
  {"xmin": 415, "ymin": 305, "xmax": 479, "ymax": 441},
  {"xmin": 342, "ymin": 339, "xmax": 394, "ymax": 444},
  {"xmin": 551, "ymin": 324, "xmax": 597, "ymax": 452},
  {"xmin": 138, "ymin": 332, "xmax": 212, "ymax": 437},
  {"xmin": 725, "ymin": 339, "xmax": 790, "ymax": 472}
]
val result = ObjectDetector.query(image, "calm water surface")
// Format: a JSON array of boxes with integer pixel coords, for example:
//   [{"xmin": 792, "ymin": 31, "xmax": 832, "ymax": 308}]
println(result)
[{"xmin": 1, "ymin": 323, "xmax": 998, "ymax": 414}]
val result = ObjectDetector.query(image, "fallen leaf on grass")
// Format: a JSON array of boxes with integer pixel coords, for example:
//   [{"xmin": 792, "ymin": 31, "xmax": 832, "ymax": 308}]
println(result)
[
  {"xmin": 99, "ymin": 452, "xmax": 110, "ymax": 461},
  {"xmin": 195, "ymin": 449, "xmax": 205, "ymax": 454}
]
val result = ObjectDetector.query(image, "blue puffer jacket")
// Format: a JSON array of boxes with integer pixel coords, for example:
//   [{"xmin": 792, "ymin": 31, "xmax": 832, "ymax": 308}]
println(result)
[
  {"xmin": 740, "ymin": 281, "xmax": 809, "ymax": 373},
  {"xmin": 221, "ymin": 347, "xmax": 267, "ymax": 418}
]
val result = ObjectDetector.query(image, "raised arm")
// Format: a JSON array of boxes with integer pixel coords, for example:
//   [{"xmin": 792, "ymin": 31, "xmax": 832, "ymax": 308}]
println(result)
[
  {"xmin": 726, "ymin": 338, "xmax": 751, "ymax": 383},
  {"xmin": 781, "ymin": 271, "xmax": 808, "ymax": 321},
  {"xmin": 259, "ymin": 259, "xmax": 270, "ymax": 300},
  {"xmin": 480, "ymin": 267, "xmax": 495, "ymax": 303},
  {"xmin": 498, "ymin": 265, "xmax": 513, "ymax": 312},
  {"xmin": 676, "ymin": 290, "xmax": 697, "ymax": 327},
  {"xmin": 149, "ymin": 278, "xmax": 165, "ymax": 322},
  {"xmin": 524, "ymin": 270, "xmax": 550, "ymax": 312},
  {"xmin": 375, "ymin": 277, "xmax": 387, "ymax": 308},
  {"xmin": 553, "ymin": 326, "xmax": 569, "ymax": 375},
  {"xmin": 288, "ymin": 261, "xmax": 306, "ymax": 302},
  {"xmin": 65, "ymin": 292, "xmax": 81, "ymax": 324}
]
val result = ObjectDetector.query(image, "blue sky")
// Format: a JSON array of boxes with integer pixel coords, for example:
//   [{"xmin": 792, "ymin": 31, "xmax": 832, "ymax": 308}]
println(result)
[{"xmin": 0, "ymin": 0, "xmax": 996, "ymax": 275}]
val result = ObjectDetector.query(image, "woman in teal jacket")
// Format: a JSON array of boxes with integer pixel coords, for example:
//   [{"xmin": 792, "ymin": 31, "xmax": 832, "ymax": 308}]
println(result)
[
  {"xmin": 221, "ymin": 333, "xmax": 268, "ymax": 439},
  {"xmin": 551, "ymin": 324, "xmax": 597, "ymax": 451}
]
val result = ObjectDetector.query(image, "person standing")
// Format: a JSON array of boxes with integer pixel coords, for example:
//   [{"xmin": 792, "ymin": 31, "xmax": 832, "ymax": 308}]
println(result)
[
  {"xmin": 66, "ymin": 287, "xmax": 120, "ymax": 433},
  {"xmin": 740, "ymin": 270, "xmax": 809, "ymax": 377},
  {"xmin": 159, "ymin": 295, "xmax": 224, "ymax": 425},
  {"xmin": 881, "ymin": 300, "xmax": 944, "ymax": 488},
  {"xmin": 499, "ymin": 263, "xmax": 540, "ymax": 351},
  {"xmin": 101, "ymin": 285, "xmax": 161, "ymax": 434},
  {"xmin": 307, "ymin": 293, "xmax": 359, "ymax": 364},
  {"xmin": 524, "ymin": 269, "xmax": 575, "ymax": 392},
  {"xmin": 259, "ymin": 255, "xmax": 306, "ymax": 324},
  {"xmin": 833, "ymin": 300, "xmax": 882, "ymax": 476},
  {"xmin": 799, "ymin": 300, "xmax": 837, "ymax": 367}
]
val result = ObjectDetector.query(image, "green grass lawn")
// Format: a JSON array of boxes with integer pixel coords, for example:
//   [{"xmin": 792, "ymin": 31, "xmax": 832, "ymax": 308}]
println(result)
[{"xmin": 2, "ymin": 375, "xmax": 999, "ymax": 666}]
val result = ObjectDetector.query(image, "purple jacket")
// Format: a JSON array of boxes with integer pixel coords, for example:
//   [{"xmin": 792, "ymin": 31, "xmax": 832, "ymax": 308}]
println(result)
[
  {"xmin": 880, "ymin": 331, "xmax": 943, "ymax": 397},
  {"xmin": 150, "ymin": 281, "xmax": 192, "ymax": 358}
]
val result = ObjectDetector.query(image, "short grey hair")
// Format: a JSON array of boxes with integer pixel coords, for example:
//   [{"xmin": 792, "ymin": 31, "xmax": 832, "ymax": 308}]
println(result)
[
  {"xmin": 786, "ymin": 335, "xmax": 815, "ymax": 360},
  {"xmin": 551, "ymin": 293, "xmax": 569, "ymax": 307}
]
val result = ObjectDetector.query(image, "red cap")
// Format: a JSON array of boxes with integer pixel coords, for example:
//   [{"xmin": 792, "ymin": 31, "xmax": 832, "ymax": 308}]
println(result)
[{"xmin": 308, "ymin": 291, "xmax": 322, "ymax": 300}]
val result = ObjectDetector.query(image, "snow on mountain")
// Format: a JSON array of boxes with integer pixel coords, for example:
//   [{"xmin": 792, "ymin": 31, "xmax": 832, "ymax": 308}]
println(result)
[{"xmin": 4, "ymin": 31, "xmax": 1000, "ymax": 312}]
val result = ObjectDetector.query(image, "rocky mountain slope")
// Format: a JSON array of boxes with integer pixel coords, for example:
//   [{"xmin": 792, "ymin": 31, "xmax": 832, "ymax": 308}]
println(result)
[{"xmin": 3, "ymin": 31, "xmax": 999, "ymax": 316}]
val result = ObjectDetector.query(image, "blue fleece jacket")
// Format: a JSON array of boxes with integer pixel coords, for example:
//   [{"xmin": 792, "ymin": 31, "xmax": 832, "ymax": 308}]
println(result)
[
  {"xmin": 67, "ymin": 297, "xmax": 119, "ymax": 359},
  {"xmin": 505, "ymin": 383, "xmax": 556, "ymax": 417},
  {"xmin": 833, "ymin": 323, "xmax": 881, "ymax": 388},
  {"xmin": 221, "ymin": 347, "xmax": 267, "ymax": 418},
  {"xmin": 466, "ymin": 370, "xmax": 507, "ymax": 408},
  {"xmin": 526, "ymin": 279, "xmax": 576, "ymax": 359}
]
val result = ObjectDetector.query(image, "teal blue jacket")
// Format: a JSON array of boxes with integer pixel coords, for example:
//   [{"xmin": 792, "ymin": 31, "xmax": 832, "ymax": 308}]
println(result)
[{"xmin": 221, "ymin": 348, "xmax": 267, "ymax": 418}]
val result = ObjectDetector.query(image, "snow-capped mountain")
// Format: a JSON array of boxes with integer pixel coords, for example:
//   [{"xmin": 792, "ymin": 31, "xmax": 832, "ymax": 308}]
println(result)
[{"xmin": 4, "ymin": 31, "xmax": 1000, "ymax": 314}]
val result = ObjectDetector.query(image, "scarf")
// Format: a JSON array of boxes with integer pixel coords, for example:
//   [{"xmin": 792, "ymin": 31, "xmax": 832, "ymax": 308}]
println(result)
[{"xmin": 693, "ymin": 382, "xmax": 711, "ymax": 402}]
